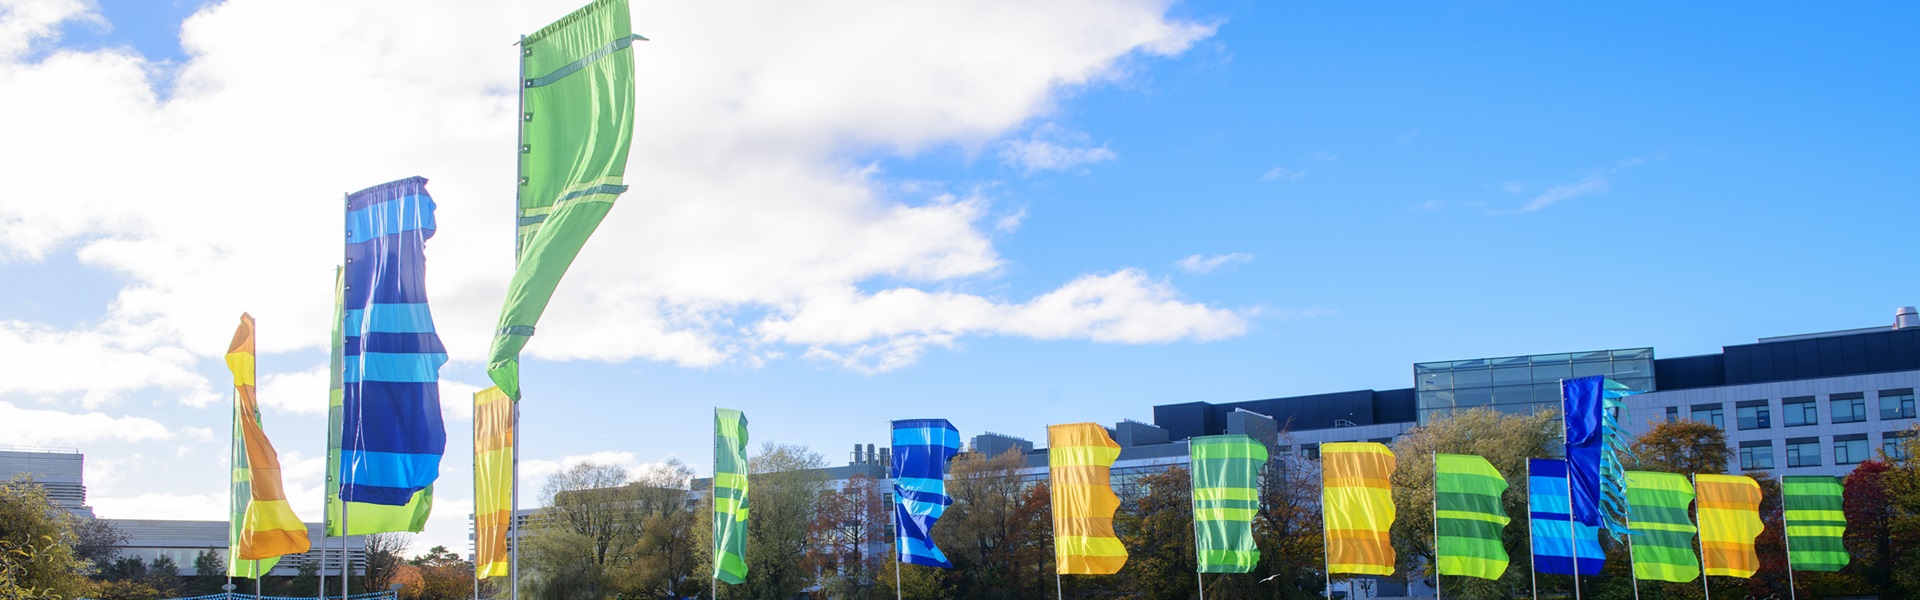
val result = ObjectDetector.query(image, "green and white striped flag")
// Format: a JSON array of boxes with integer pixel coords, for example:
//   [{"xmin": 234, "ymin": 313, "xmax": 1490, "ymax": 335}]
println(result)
[
  {"xmin": 1627, "ymin": 471, "xmax": 1700, "ymax": 583},
  {"xmin": 1782, "ymin": 475, "xmax": 1849, "ymax": 572},
  {"xmin": 712, "ymin": 409, "xmax": 750, "ymax": 585},
  {"xmin": 1189, "ymin": 435, "xmax": 1267, "ymax": 573},
  {"xmin": 1434, "ymin": 454, "xmax": 1510, "ymax": 580}
]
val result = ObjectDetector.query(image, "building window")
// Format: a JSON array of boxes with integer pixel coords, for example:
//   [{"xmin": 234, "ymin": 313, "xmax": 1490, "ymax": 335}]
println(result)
[
  {"xmin": 1737, "ymin": 401, "xmax": 1772, "ymax": 430},
  {"xmin": 1886, "ymin": 432, "xmax": 1913, "ymax": 461},
  {"xmin": 1740, "ymin": 441, "xmax": 1775, "ymax": 471},
  {"xmin": 1783, "ymin": 397, "xmax": 1818, "ymax": 427},
  {"xmin": 1881, "ymin": 389, "xmax": 1916, "ymax": 420},
  {"xmin": 1692, "ymin": 404, "xmax": 1725, "ymax": 429},
  {"xmin": 1300, "ymin": 444, "xmax": 1320, "ymax": 460},
  {"xmin": 1665, "ymin": 406, "xmax": 1679, "ymax": 423},
  {"xmin": 1832, "ymin": 393, "xmax": 1868, "ymax": 424},
  {"xmin": 1834, "ymin": 434, "xmax": 1869, "ymax": 465},
  {"xmin": 1786, "ymin": 437, "xmax": 1821, "ymax": 468}
]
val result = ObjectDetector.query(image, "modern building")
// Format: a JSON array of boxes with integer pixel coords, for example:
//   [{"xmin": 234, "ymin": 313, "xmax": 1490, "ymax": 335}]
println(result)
[
  {"xmin": 1, "ymin": 446, "xmax": 363, "ymax": 577},
  {"xmin": 1, "ymin": 446, "xmax": 93, "ymax": 517}
]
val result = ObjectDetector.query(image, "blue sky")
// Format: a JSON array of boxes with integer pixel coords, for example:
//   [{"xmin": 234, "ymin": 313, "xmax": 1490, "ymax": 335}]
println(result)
[{"xmin": 2, "ymin": 0, "xmax": 1915, "ymax": 553}]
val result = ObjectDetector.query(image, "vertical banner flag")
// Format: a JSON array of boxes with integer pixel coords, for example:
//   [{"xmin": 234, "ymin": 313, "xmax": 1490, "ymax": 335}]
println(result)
[
  {"xmin": 224, "ymin": 315, "xmax": 311, "ymax": 565},
  {"xmin": 473, "ymin": 387, "xmax": 514, "ymax": 579},
  {"xmin": 1049, "ymin": 423, "xmax": 1127, "ymax": 575},
  {"xmin": 891, "ymin": 419, "xmax": 961, "ymax": 568},
  {"xmin": 487, "ymin": 0, "xmax": 641, "ymax": 400},
  {"xmin": 1782, "ymin": 475, "xmax": 1850, "ymax": 572},
  {"xmin": 1527, "ymin": 459, "xmax": 1603, "ymax": 575},
  {"xmin": 1323, "ymin": 442, "xmax": 1397, "ymax": 576},
  {"xmin": 1626, "ymin": 472, "xmax": 1700, "ymax": 583},
  {"xmin": 1563, "ymin": 376, "xmax": 1633, "ymax": 540},
  {"xmin": 341, "ymin": 176, "xmax": 448, "ymax": 506},
  {"xmin": 1189, "ymin": 435, "xmax": 1267, "ymax": 573},
  {"xmin": 1695, "ymin": 474, "xmax": 1763, "ymax": 578},
  {"xmin": 1434, "ymin": 454, "xmax": 1510, "ymax": 580},
  {"xmin": 712, "ymin": 409, "xmax": 750, "ymax": 585},
  {"xmin": 326, "ymin": 268, "xmax": 432, "ymax": 536}
]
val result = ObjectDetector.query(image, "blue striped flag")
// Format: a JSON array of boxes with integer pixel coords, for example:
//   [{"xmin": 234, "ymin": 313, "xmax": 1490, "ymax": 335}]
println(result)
[
  {"xmin": 891, "ymin": 419, "xmax": 961, "ymax": 568},
  {"xmin": 1529, "ymin": 458, "xmax": 1603, "ymax": 575},
  {"xmin": 341, "ymin": 176, "xmax": 448, "ymax": 506}
]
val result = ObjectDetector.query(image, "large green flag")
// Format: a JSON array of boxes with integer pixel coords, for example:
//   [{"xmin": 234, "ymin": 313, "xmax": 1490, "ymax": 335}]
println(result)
[
  {"xmin": 1189, "ymin": 435, "xmax": 1266, "ymax": 573},
  {"xmin": 487, "ymin": 0, "xmax": 642, "ymax": 400},
  {"xmin": 1434, "ymin": 453, "xmax": 1510, "ymax": 580},
  {"xmin": 1782, "ymin": 475, "xmax": 1849, "ymax": 572},
  {"xmin": 325, "ymin": 268, "xmax": 433, "ymax": 536},
  {"xmin": 712, "ymin": 409, "xmax": 750, "ymax": 585},
  {"xmin": 1626, "ymin": 471, "xmax": 1700, "ymax": 583}
]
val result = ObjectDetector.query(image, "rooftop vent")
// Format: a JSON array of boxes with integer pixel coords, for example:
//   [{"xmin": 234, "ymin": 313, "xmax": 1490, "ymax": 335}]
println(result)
[{"xmin": 1898, "ymin": 306, "xmax": 1919, "ymax": 330}]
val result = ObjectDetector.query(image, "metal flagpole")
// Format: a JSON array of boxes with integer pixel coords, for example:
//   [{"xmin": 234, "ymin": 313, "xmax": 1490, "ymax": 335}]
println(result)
[
  {"xmin": 1693, "ymin": 474, "xmax": 1709, "ymax": 600},
  {"xmin": 227, "ymin": 389, "xmax": 236, "ymax": 595},
  {"xmin": 1782, "ymin": 502, "xmax": 1798, "ymax": 600},
  {"xmin": 1432, "ymin": 453, "xmax": 1441, "ymax": 600},
  {"xmin": 1526, "ymin": 487, "xmax": 1538, "ymax": 600},
  {"xmin": 1322, "ymin": 472, "xmax": 1334, "ymax": 600},
  {"xmin": 886, "ymin": 419, "xmax": 902, "ymax": 600},
  {"xmin": 473, "ymin": 408, "xmax": 481, "ymax": 600},
  {"xmin": 1561, "ymin": 383, "xmax": 1581, "ymax": 600},
  {"xmin": 509, "ymin": 35, "xmax": 528, "ymax": 600},
  {"xmin": 712, "ymin": 408, "xmax": 719, "ymax": 600},
  {"xmin": 509, "ymin": 403, "xmax": 520, "ymax": 600},
  {"xmin": 1626, "ymin": 517, "xmax": 1640, "ymax": 600},
  {"xmin": 1050, "ymin": 478, "xmax": 1063, "ymax": 600},
  {"xmin": 1192, "ymin": 447, "xmax": 1204, "ymax": 600}
]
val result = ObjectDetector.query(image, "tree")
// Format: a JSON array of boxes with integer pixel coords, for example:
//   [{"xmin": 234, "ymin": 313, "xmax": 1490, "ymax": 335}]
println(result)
[
  {"xmin": 805, "ymin": 474, "xmax": 888, "ymax": 599},
  {"xmin": 68, "ymin": 518, "xmax": 124, "ymax": 576},
  {"xmin": 1629, "ymin": 419, "xmax": 1731, "ymax": 475},
  {"xmin": 361, "ymin": 533, "xmax": 412, "ymax": 594},
  {"xmin": 1389, "ymin": 407, "xmax": 1559, "ymax": 598},
  {"xmin": 728, "ymin": 443, "xmax": 827, "ymax": 600},
  {"xmin": 399, "ymin": 546, "xmax": 472, "ymax": 600},
  {"xmin": 0, "ymin": 476, "xmax": 87, "ymax": 600},
  {"xmin": 187, "ymin": 549, "xmax": 224, "ymax": 596},
  {"xmin": 524, "ymin": 461, "xmax": 637, "ymax": 600},
  {"xmin": 1111, "ymin": 466, "xmax": 1194, "ymax": 600},
  {"xmin": 616, "ymin": 460, "xmax": 699, "ymax": 599},
  {"xmin": 932, "ymin": 449, "xmax": 1052, "ymax": 599},
  {"xmin": 1844, "ymin": 460, "xmax": 1897, "ymax": 591}
]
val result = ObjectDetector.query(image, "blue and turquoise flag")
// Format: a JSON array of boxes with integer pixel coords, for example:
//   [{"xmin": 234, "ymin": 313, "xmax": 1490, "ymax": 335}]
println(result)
[
  {"xmin": 1528, "ymin": 458, "xmax": 1603, "ymax": 575},
  {"xmin": 1563, "ymin": 375, "xmax": 1633, "ymax": 540},
  {"xmin": 891, "ymin": 419, "xmax": 961, "ymax": 568},
  {"xmin": 341, "ymin": 176, "xmax": 448, "ymax": 506}
]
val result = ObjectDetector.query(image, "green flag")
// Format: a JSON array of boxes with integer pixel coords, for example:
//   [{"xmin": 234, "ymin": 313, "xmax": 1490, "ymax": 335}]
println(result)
[
  {"xmin": 325, "ymin": 267, "xmax": 433, "ymax": 536},
  {"xmin": 487, "ymin": 0, "xmax": 642, "ymax": 400},
  {"xmin": 1782, "ymin": 475, "xmax": 1849, "ymax": 572},
  {"xmin": 1189, "ymin": 435, "xmax": 1267, "ymax": 573},
  {"xmin": 1434, "ymin": 454, "xmax": 1510, "ymax": 580},
  {"xmin": 1627, "ymin": 471, "xmax": 1700, "ymax": 583},
  {"xmin": 712, "ymin": 409, "xmax": 750, "ymax": 585}
]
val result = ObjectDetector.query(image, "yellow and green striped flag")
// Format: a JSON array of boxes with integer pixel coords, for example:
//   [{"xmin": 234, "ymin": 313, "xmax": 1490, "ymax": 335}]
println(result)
[
  {"xmin": 1434, "ymin": 454, "xmax": 1509, "ymax": 580},
  {"xmin": 1782, "ymin": 475, "xmax": 1849, "ymax": 572},
  {"xmin": 1189, "ymin": 435, "xmax": 1267, "ymax": 573},
  {"xmin": 1696, "ymin": 474, "xmax": 1762, "ymax": 578},
  {"xmin": 1626, "ymin": 471, "xmax": 1699, "ymax": 583},
  {"xmin": 1050, "ymin": 423, "xmax": 1127, "ymax": 575},
  {"xmin": 1323, "ymin": 442, "xmax": 1396, "ymax": 576},
  {"xmin": 712, "ymin": 409, "xmax": 750, "ymax": 585}
]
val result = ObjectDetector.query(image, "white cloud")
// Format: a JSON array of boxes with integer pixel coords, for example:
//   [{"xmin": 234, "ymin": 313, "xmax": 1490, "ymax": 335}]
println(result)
[
  {"xmin": 0, "ymin": 0, "xmax": 1229, "ymax": 389},
  {"xmin": 1175, "ymin": 252, "xmax": 1251, "ymax": 274},
  {"xmin": 258, "ymin": 365, "xmax": 329, "ymax": 416},
  {"xmin": 999, "ymin": 123, "xmax": 1118, "ymax": 173},
  {"xmin": 0, "ymin": 402, "xmax": 185, "ymax": 445},
  {"xmin": 0, "ymin": 320, "xmax": 218, "ymax": 408},
  {"xmin": 0, "ymin": 0, "xmax": 99, "ymax": 60},
  {"xmin": 1259, "ymin": 167, "xmax": 1304, "ymax": 182},
  {"xmin": 1514, "ymin": 175, "xmax": 1609, "ymax": 213}
]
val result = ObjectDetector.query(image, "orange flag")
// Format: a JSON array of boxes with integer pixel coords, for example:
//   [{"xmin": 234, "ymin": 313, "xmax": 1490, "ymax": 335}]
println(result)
[
  {"xmin": 226, "ymin": 314, "xmax": 311, "ymax": 560},
  {"xmin": 1696, "ymin": 474, "xmax": 1764, "ymax": 578}
]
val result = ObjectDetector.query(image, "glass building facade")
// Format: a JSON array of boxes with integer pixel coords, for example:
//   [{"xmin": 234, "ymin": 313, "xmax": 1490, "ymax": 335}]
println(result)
[{"xmin": 1414, "ymin": 348, "xmax": 1655, "ymax": 424}]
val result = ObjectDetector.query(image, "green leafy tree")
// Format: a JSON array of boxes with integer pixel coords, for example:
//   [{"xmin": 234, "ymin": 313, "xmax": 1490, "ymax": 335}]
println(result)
[
  {"xmin": 0, "ymin": 476, "xmax": 87, "ymax": 600},
  {"xmin": 1390, "ymin": 407, "xmax": 1559, "ymax": 599},
  {"xmin": 616, "ymin": 460, "xmax": 699, "ymax": 599},
  {"xmin": 187, "ymin": 549, "xmax": 224, "ymax": 596},
  {"xmin": 1111, "ymin": 466, "xmax": 1194, "ymax": 600},
  {"xmin": 1629, "ymin": 419, "xmax": 1730, "ymax": 475},
  {"xmin": 726, "ymin": 443, "xmax": 827, "ymax": 600}
]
